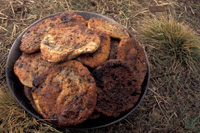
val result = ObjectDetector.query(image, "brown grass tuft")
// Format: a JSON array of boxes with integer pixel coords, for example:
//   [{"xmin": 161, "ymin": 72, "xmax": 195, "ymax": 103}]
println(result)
[{"xmin": 139, "ymin": 14, "xmax": 200, "ymax": 71}]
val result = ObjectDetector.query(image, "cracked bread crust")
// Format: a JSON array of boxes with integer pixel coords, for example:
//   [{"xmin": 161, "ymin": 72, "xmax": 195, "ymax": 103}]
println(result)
[{"xmin": 32, "ymin": 60, "xmax": 97, "ymax": 126}]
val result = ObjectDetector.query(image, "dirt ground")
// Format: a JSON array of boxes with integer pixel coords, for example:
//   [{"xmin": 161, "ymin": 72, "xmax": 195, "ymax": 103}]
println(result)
[{"xmin": 0, "ymin": 0, "xmax": 199, "ymax": 132}]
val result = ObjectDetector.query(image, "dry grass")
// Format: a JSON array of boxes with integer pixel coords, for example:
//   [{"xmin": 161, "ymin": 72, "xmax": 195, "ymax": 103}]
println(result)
[
  {"xmin": 139, "ymin": 15, "xmax": 200, "ymax": 71},
  {"xmin": 0, "ymin": 81, "xmax": 62, "ymax": 132},
  {"xmin": 0, "ymin": 0, "xmax": 200, "ymax": 132}
]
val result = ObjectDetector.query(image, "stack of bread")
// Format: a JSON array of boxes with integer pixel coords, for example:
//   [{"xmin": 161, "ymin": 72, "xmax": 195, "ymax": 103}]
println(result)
[{"xmin": 14, "ymin": 12, "xmax": 147, "ymax": 126}]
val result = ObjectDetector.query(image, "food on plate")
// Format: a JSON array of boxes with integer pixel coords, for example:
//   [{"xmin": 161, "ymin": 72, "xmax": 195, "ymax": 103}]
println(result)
[
  {"xmin": 92, "ymin": 60, "xmax": 141, "ymax": 117},
  {"xmin": 13, "ymin": 12, "xmax": 148, "ymax": 126},
  {"xmin": 20, "ymin": 12, "xmax": 87, "ymax": 54},
  {"xmin": 32, "ymin": 60, "xmax": 97, "ymax": 126},
  {"xmin": 77, "ymin": 31, "xmax": 110, "ymax": 68},
  {"xmin": 14, "ymin": 52, "xmax": 54, "ymax": 88},
  {"xmin": 88, "ymin": 17, "xmax": 130, "ymax": 39},
  {"xmin": 116, "ymin": 38, "xmax": 148, "ymax": 86},
  {"xmin": 40, "ymin": 23, "xmax": 101, "ymax": 62}
]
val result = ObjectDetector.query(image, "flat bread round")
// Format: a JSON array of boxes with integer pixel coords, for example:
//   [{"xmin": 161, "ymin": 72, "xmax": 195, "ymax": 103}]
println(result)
[
  {"xmin": 77, "ymin": 31, "xmax": 110, "ymax": 68},
  {"xmin": 32, "ymin": 60, "xmax": 97, "ymax": 126},
  {"xmin": 88, "ymin": 17, "xmax": 129, "ymax": 39},
  {"xmin": 92, "ymin": 60, "xmax": 141, "ymax": 117},
  {"xmin": 20, "ymin": 15, "xmax": 62, "ymax": 53},
  {"xmin": 20, "ymin": 12, "xmax": 87, "ymax": 53},
  {"xmin": 14, "ymin": 52, "xmax": 54, "ymax": 88},
  {"xmin": 40, "ymin": 23, "xmax": 101, "ymax": 62},
  {"xmin": 116, "ymin": 38, "xmax": 147, "ymax": 86}
]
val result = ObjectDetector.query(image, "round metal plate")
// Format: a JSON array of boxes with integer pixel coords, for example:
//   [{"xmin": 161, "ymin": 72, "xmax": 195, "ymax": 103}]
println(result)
[{"xmin": 5, "ymin": 11, "xmax": 150, "ymax": 130}]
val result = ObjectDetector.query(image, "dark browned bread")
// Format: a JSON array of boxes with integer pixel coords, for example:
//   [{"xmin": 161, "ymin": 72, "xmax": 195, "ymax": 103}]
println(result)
[
  {"xmin": 92, "ymin": 60, "xmax": 141, "ymax": 117},
  {"xmin": 116, "ymin": 38, "xmax": 148, "ymax": 86}
]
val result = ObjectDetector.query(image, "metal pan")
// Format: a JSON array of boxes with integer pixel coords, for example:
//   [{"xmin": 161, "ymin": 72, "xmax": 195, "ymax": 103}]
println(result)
[{"xmin": 5, "ymin": 11, "xmax": 150, "ymax": 130}]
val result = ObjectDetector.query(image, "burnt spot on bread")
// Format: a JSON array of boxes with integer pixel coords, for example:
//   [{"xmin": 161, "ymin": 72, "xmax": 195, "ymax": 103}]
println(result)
[
  {"xmin": 131, "ymin": 90, "xmax": 139, "ymax": 96},
  {"xmin": 62, "ymin": 17, "xmax": 77, "ymax": 23},
  {"xmin": 19, "ymin": 64, "xmax": 23, "ymax": 68},
  {"xmin": 87, "ymin": 29, "xmax": 94, "ymax": 35},
  {"xmin": 127, "ymin": 80, "xmax": 132, "ymax": 86},
  {"xmin": 51, "ymin": 16, "xmax": 57, "ymax": 21}
]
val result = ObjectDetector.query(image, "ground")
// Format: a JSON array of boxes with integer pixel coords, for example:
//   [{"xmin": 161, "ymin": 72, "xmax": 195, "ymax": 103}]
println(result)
[{"xmin": 0, "ymin": 0, "xmax": 199, "ymax": 132}]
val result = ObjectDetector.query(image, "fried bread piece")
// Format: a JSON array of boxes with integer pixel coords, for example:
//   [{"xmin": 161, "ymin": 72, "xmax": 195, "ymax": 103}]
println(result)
[
  {"xmin": 116, "ymin": 38, "xmax": 147, "ymax": 86},
  {"xmin": 88, "ymin": 18, "xmax": 129, "ymax": 39},
  {"xmin": 14, "ymin": 52, "xmax": 54, "ymax": 88},
  {"xmin": 20, "ymin": 12, "xmax": 87, "ymax": 53},
  {"xmin": 32, "ymin": 60, "xmax": 97, "ymax": 126},
  {"xmin": 20, "ymin": 15, "xmax": 62, "ymax": 53},
  {"xmin": 77, "ymin": 31, "xmax": 110, "ymax": 68},
  {"xmin": 92, "ymin": 60, "xmax": 141, "ymax": 117},
  {"xmin": 40, "ymin": 23, "xmax": 101, "ymax": 62},
  {"xmin": 60, "ymin": 12, "xmax": 87, "ymax": 25}
]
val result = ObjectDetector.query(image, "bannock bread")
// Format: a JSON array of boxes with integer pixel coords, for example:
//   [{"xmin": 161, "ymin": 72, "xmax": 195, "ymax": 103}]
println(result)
[
  {"xmin": 88, "ymin": 17, "xmax": 129, "ymax": 39},
  {"xmin": 92, "ymin": 60, "xmax": 141, "ymax": 117},
  {"xmin": 14, "ymin": 52, "xmax": 54, "ymax": 88},
  {"xmin": 116, "ymin": 38, "xmax": 147, "ymax": 86},
  {"xmin": 77, "ymin": 31, "xmax": 110, "ymax": 68},
  {"xmin": 32, "ymin": 60, "xmax": 97, "ymax": 126},
  {"xmin": 20, "ymin": 12, "xmax": 87, "ymax": 54},
  {"xmin": 40, "ymin": 23, "xmax": 101, "ymax": 62}
]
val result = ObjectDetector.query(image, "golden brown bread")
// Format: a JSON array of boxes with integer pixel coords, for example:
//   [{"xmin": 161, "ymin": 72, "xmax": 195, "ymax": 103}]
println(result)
[
  {"xmin": 32, "ymin": 60, "xmax": 97, "ymax": 126},
  {"xmin": 20, "ymin": 12, "xmax": 87, "ymax": 54},
  {"xmin": 88, "ymin": 17, "xmax": 130, "ymax": 39},
  {"xmin": 77, "ymin": 31, "xmax": 110, "ymax": 68},
  {"xmin": 14, "ymin": 52, "xmax": 54, "ymax": 88},
  {"xmin": 40, "ymin": 23, "xmax": 101, "ymax": 62}
]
